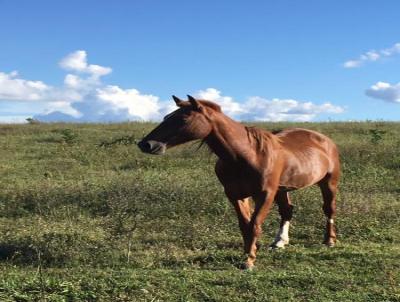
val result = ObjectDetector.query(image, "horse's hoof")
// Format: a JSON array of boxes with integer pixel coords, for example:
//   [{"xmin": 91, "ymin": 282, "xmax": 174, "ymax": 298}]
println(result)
[
  {"xmin": 269, "ymin": 244, "xmax": 285, "ymax": 251},
  {"xmin": 240, "ymin": 261, "xmax": 255, "ymax": 271},
  {"xmin": 324, "ymin": 239, "xmax": 336, "ymax": 247},
  {"xmin": 244, "ymin": 264, "xmax": 255, "ymax": 272},
  {"xmin": 269, "ymin": 240, "xmax": 288, "ymax": 250}
]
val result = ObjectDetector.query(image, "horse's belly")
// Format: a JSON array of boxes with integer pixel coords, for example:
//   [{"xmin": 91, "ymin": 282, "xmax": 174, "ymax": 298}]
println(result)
[{"xmin": 279, "ymin": 172, "xmax": 322, "ymax": 189}]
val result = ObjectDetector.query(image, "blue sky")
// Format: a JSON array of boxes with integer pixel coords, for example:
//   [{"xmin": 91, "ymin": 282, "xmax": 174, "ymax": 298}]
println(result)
[{"xmin": 1, "ymin": 0, "xmax": 399, "ymax": 123}]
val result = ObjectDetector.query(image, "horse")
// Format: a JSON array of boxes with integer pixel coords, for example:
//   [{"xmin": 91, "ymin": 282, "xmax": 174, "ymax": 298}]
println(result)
[{"xmin": 138, "ymin": 95, "xmax": 340, "ymax": 270}]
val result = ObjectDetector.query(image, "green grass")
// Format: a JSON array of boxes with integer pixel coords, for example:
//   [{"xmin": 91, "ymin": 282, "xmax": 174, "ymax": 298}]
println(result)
[{"xmin": 0, "ymin": 122, "xmax": 399, "ymax": 301}]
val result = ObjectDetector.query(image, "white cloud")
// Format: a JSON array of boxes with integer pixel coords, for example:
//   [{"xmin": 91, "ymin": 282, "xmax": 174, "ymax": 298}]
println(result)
[
  {"xmin": 243, "ymin": 97, "xmax": 343, "ymax": 122},
  {"xmin": 34, "ymin": 86, "xmax": 345, "ymax": 122},
  {"xmin": 64, "ymin": 74, "xmax": 81, "ymax": 89},
  {"xmin": 36, "ymin": 50, "xmax": 167, "ymax": 122},
  {"xmin": 0, "ymin": 50, "xmax": 345, "ymax": 123},
  {"xmin": 365, "ymin": 81, "xmax": 400, "ymax": 103},
  {"xmin": 35, "ymin": 84, "xmax": 165, "ymax": 123},
  {"xmin": 343, "ymin": 60, "xmax": 362, "ymax": 68},
  {"xmin": 0, "ymin": 71, "xmax": 50, "ymax": 101},
  {"xmin": 59, "ymin": 50, "xmax": 112, "ymax": 78},
  {"xmin": 96, "ymin": 86, "xmax": 162, "ymax": 121},
  {"xmin": 344, "ymin": 42, "xmax": 400, "ymax": 68},
  {"xmin": 195, "ymin": 88, "xmax": 344, "ymax": 122}
]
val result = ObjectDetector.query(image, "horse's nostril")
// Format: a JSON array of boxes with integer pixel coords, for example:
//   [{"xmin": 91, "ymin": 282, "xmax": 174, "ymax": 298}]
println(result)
[
  {"xmin": 138, "ymin": 140, "xmax": 154, "ymax": 152},
  {"xmin": 143, "ymin": 141, "xmax": 152, "ymax": 151},
  {"xmin": 138, "ymin": 140, "xmax": 148, "ymax": 151},
  {"xmin": 139, "ymin": 140, "xmax": 166, "ymax": 155}
]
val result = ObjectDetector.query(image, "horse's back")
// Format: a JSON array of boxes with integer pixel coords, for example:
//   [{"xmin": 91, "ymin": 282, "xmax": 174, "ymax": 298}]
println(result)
[{"xmin": 275, "ymin": 128, "xmax": 338, "ymax": 156}]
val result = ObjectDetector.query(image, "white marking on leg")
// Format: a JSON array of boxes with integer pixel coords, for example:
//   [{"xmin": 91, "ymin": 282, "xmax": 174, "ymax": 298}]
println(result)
[{"xmin": 270, "ymin": 221, "xmax": 290, "ymax": 249}]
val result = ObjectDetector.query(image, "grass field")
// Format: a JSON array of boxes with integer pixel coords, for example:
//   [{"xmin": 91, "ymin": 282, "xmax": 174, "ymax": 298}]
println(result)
[{"xmin": 0, "ymin": 121, "xmax": 399, "ymax": 301}]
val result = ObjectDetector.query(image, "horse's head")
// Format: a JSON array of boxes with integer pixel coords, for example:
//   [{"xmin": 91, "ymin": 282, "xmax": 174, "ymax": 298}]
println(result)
[{"xmin": 138, "ymin": 95, "xmax": 220, "ymax": 155}]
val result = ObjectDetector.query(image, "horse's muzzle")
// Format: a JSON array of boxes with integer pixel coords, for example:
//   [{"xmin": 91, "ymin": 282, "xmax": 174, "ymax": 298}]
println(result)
[{"xmin": 138, "ymin": 140, "xmax": 166, "ymax": 155}]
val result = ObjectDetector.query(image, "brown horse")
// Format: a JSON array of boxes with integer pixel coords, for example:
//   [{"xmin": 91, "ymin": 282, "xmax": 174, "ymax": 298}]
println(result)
[{"xmin": 138, "ymin": 95, "xmax": 340, "ymax": 269}]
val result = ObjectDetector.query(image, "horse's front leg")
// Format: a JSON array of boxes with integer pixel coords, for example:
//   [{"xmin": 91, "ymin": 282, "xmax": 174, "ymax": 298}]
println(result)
[
  {"xmin": 229, "ymin": 198, "xmax": 252, "ymax": 252},
  {"xmin": 245, "ymin": 188, "xmax": 277, "ymax": 270}
]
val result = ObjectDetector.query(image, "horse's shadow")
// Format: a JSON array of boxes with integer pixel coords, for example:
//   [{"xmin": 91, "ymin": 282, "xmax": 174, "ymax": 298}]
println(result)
[{"xmin": 0, "ymin": 241, "xmax": 43, "ymax": 265}]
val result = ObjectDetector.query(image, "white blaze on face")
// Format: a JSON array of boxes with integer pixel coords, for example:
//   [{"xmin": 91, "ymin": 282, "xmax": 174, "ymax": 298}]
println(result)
[{"xmin": 328, "ymin": 219, "xmax": 334, "ymax": 224}]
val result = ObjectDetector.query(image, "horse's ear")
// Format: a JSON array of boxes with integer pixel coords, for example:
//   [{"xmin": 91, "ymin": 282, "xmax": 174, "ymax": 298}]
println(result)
[
  {"xmin": 187, "ymin": 95, "xmax": 202, "ymax": 111},
  {"xmin": 172, "ymin": 95, "xmax": 184, "ymax": 107}
]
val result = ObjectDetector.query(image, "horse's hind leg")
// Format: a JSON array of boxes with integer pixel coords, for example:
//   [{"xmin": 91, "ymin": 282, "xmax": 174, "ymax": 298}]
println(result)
[
  {"xmin": 319, "ymin": 173, "xmax": 338, "ymax": 247},
  {"xmin": 270, "ymin": 191, "xmax": 293, "ymax": 249}
]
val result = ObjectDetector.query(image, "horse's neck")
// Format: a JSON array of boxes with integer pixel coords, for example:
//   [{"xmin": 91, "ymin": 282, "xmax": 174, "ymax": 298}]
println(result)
[{"xmin": 205, "ymin": 113, "xmax": 252, "ymax": 163}]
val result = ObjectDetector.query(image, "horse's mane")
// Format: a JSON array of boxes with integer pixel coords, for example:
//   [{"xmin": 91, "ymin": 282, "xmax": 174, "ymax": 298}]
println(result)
[
  {"xmin": 245, "ymin": 126, "xmax": 282, "ymax": 153},
  {"xmin": 198, "ymin": 100, "xmax": 222, "ymax": 112},
  {"xmin": 194, "ymin": 100, "xmax": 281, "ymax": 155}
]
